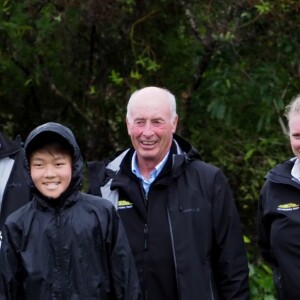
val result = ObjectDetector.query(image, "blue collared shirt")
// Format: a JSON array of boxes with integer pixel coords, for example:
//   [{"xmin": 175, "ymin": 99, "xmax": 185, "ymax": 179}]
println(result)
[{"xmin": 131, "ymin": 151, "xmax": 169, "ymax": 194}]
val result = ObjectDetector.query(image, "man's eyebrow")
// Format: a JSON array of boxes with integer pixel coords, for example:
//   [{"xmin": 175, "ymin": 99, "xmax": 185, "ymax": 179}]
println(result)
[{"xmin": 133, "ymin": 117, "xmax": 145, "ymax": 122}]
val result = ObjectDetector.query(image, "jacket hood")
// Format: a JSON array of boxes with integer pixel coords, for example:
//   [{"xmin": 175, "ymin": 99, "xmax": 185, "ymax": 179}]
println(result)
[
  {"xmin": 265, "ymin": 158, "xmax": 295, "ymax": 184},
  {"xmin": 0, "ymin": 132, "xmax": 21, "ymax": 158},
  {"xmin": 266, "ymin": 158, "xmax": 294, "ymax": 176},
  {"xmin": 24, "ymin": 122, "xmax": 83, "ymax": 202},
  {"xmin": 173, "ymin": 134, "xmax": 201, "ymax": 161}
]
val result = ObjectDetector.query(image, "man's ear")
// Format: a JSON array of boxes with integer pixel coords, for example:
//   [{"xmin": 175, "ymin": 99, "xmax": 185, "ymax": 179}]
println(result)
[
  {"xmin": 172, "ymin": 115, "xmax": 178, "ymax": 133},
  {"xmin": 126, "ymin": 118, "xmax": 131, "ymax": 135}
]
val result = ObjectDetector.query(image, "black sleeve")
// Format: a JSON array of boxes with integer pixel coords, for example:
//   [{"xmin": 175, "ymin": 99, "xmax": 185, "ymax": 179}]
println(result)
[
  {"xmin": 106, "ymin": 206, "xmax": 140, "ymax": 300},
  {"xmin": 86, "ymin": 161, "xmax": 106, "ymax": 195}
]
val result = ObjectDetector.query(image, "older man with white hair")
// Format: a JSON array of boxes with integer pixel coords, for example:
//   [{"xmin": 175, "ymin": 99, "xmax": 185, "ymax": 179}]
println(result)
[{"xmin": 88, "ymin": 86, "xmax": 250, "ymax": 300}]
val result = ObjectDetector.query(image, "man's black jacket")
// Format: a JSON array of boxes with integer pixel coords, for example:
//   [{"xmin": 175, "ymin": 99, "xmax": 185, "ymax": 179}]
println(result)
[{"xmin": 88, "ymin": 135, "xmax": 250, "ymax": 300}]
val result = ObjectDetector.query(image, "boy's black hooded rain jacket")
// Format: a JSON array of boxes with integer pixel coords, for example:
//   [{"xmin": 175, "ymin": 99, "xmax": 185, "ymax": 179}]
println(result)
[{"xmin": 0, "ymin": 122, "xmax": 140, "ymax": 300}]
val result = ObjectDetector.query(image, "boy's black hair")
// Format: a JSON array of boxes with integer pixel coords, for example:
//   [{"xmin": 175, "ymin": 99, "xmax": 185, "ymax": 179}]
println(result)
[{"xmin": 26, "ymin": 132, "xmax": 74, "ymax": 160}]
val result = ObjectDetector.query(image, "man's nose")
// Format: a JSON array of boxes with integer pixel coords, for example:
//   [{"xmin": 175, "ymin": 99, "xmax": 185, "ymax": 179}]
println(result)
[{"xmin": 143, "ymin": 122, "xmax": 154, "ymax": 135}]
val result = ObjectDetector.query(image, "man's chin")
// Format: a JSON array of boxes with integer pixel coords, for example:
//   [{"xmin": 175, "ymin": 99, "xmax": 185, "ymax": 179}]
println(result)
[{"xmin": 138, "ymin": 151, "xmax": 156, "ymax": 160}]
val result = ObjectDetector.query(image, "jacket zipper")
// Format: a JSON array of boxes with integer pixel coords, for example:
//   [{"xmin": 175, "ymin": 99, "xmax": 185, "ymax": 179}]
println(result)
[
  {"xmin": 209, "ymin": 272, "xmax": 216, "ymax": 300},
  {"xmin": 143, "ymin": 223, "xmax": 148, "ymax": 300},
  {"xmin": 144, "ymin": 223, "xmax": 148, "ymax": 251},
  {"xmin": 273, "ymin": 267, "xmax": 283, "ymax": 300},
  {"xmin": 55, "ymin": 209, "xmax": 65, "ymax": 300},
  {"xmin": 141, "ymin": 184, "xmax": 148, "ymax": 300},
  {"xmin": 167, "ymin": 210, "xmax": 181, "ymax": 300},
  {"xmin": 167, "ymin": 154, "xmax": 182, "ymax": 300}
]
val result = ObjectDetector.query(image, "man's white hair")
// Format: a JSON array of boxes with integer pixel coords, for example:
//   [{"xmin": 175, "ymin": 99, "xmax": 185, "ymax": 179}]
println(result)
[{"xmin": 126, "ymin": 86, "xmax": 177, "ymax": 122}]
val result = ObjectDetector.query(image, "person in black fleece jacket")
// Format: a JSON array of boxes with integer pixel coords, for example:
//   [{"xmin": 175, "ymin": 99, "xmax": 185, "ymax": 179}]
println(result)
[{"xmin": 258, "ymin": 93, "xmax": 300, "ymax": 300}]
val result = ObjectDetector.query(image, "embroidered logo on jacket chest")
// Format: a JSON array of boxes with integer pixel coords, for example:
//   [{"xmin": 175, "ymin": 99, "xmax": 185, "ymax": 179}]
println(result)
[
  {"xmin": 277, "ymin": 203, "xmax": 300, "ymax": 211},
  {"xmin": 118, "ymin": 200, "xmax": 133, "ymax": 209}
]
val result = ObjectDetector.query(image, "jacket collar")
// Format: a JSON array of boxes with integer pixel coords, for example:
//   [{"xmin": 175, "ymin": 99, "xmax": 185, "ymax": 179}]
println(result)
[
  {"xmin": 107, "ymin": 135, "xmax": 201, "ymax": 171},
  {"xmin": 265, "ymin": 158, "xmax": 298, "ymax": 186},
  {"xmin": 108, "ymin": 135, "xmax": 202, "ymax": 185},
  {"xmin": 34, "ymin": 190, "xmax": 80, "ymax": 211}
]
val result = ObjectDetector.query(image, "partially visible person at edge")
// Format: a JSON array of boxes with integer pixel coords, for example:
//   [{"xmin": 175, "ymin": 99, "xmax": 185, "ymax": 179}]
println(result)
[
  {"xmin": 0, "ymin": 131, "xmax": 30, "ymax": 247},
  {"xmin": 258, "ymin": 93, "xmax": 300, "ymax": 300},
  {"xmin": 87, "ymin": 86, "xmax": 250, "ymax": 300},
  {"xmin": 0, "ymin": 122, "xmax": 140, "ymax": 300}
]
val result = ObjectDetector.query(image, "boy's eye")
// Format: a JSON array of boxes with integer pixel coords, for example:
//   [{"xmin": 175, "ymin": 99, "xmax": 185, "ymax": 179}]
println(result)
[
  {"xmin": 30, "ymin": 161, "xmax": 43, "ymax": 168},
  {"xmin": 32, "ymin": 163, "xmax": 43, "ymax": 167}
]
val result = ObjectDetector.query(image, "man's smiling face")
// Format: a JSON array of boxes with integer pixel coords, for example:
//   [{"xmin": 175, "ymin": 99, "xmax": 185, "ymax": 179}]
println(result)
[{"xmin": 126, "ymin": 88, "xmax": 178, "ymax": 167}]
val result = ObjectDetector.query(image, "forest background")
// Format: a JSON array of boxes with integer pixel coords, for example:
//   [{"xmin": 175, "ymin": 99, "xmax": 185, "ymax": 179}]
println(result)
[{"xmin": 1, "ymin": 0, "xmax": 300, "ymax": 298}]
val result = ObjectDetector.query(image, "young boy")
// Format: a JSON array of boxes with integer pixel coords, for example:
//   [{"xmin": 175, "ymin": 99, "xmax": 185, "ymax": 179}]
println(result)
[{"xmin": 0, "ymin": 122, "xmax": 140, "ymax": 300}]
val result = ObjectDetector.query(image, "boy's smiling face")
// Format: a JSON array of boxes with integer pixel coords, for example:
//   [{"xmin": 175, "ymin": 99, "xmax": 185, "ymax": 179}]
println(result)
[{"xmin": 30, "ymin": 149, "xmax": 72, "ymax": 199}]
